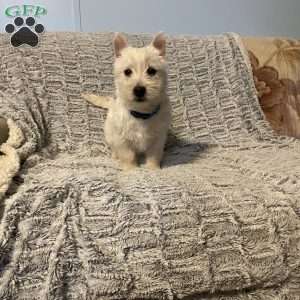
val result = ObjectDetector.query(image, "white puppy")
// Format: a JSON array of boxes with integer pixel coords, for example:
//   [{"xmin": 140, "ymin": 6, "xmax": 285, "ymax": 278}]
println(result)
[{"xmin": 83, "ymin": 33, "xmax": 171, "ymax": 170}]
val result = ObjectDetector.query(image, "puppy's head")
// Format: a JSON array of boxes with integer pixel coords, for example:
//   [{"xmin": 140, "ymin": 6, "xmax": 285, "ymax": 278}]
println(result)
[{"xmin": 113, "ymin": 33, "xmax": 167, "ymax": 111}]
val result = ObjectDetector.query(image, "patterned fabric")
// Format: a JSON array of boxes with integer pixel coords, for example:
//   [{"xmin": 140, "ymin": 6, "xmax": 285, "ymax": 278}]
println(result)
[
  {"xmin": 244, "ymin": 37, "xmax": 300, "ymax": 138},
  {"xmin": 0, "ymin": 32, "xmax": 299, "ymax": 300}
]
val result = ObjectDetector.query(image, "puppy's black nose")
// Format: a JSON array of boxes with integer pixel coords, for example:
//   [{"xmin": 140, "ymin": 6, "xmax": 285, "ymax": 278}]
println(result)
[{"xmin": 133, "ymin": 85, "xmax": 146, "ymax": 98}]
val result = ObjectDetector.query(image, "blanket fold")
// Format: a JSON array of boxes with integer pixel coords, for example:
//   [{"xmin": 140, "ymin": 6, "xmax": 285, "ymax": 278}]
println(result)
[{"xmin": 0, "ymin": 32, "xmax": 299, "ymax": 299}]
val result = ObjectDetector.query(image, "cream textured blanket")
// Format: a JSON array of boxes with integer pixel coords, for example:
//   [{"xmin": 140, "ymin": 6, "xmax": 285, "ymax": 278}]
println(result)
[{"xmin": 0, "ymin": 32, "xmax": 299, "ymax": 300}]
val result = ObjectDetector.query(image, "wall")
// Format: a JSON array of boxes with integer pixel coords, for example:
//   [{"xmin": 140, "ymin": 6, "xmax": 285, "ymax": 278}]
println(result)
[
  {"xmin": 0, "ymin": 0, "xmax": 299, "ymax": 37},
  {"xmin": 80, "ymin": 0, "xmax": 300, "ymax": 37}
]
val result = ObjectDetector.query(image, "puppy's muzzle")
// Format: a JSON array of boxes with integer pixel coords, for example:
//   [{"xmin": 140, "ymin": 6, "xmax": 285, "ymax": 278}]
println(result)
[{"xmin": 133, "ymin": 85, "xmax": 146, "ymax": 101}]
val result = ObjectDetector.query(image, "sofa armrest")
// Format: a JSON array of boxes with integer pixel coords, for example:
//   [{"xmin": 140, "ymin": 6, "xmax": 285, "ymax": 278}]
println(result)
[{"xmin": 242, "ymin": 37, "xmax": 300, "ymax": 138}]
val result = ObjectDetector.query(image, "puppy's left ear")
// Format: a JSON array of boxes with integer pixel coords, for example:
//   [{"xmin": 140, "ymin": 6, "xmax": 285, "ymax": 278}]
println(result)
[{"xmin": 151, "ymin": 32, "xmax": 166, "ymax": 57}]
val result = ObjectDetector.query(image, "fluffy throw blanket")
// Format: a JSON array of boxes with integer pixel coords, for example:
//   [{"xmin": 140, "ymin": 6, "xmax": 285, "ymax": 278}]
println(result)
[{"xmin": 0, "ymin": 32, "xmax": 299, "ymax": 300}]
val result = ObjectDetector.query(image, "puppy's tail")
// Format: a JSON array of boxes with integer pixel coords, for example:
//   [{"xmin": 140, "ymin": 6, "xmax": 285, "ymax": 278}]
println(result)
[{"xmin": 82, "ymin": 93, "xmax": 113, "ymax": 109}]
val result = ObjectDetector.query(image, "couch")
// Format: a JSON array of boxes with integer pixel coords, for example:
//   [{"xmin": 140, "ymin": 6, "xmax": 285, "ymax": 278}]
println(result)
[{"xmin": 0, "ymin": 32, "xmax": 299, "ymax": 300}]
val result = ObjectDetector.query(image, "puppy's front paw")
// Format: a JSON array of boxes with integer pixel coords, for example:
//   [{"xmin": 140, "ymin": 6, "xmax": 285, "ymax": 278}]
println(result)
[
  {"xmin": 121, "ymin": 161, "xmax": 138, "ymax": 171},
  {"xmin": 145, "ymin": 159, "xmax": 161, "ymax": 170}
]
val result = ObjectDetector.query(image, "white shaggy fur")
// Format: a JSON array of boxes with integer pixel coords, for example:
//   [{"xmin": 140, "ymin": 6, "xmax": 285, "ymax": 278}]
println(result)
[
  {"xmin": 83, "ymin": 33, "xmax": 171, "ymax": 170},
  {"xmin": 0, "ymin": 119, "xmax": 23, "ymax": 200}
]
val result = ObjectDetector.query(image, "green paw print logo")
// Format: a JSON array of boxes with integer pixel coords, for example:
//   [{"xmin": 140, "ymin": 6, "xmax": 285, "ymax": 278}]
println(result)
[{"xmin": 4, "ymin": 5, "xmax": 47, "ymax": 47}]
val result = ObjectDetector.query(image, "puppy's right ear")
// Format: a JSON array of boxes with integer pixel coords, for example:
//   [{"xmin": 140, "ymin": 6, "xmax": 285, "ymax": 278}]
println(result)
[
  {"xmin": 114, "ymin": 33, "xmax": 128, "ymax": 58},
  {"xmin": 151, "ymin": 32, "xmax": 166, "ymax": 57}
]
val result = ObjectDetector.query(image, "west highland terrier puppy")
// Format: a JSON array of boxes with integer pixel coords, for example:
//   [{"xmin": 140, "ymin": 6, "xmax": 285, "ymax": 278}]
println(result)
[{"xmin": 83, "ymin": 33, "xmax": 171, "ymax": 170}]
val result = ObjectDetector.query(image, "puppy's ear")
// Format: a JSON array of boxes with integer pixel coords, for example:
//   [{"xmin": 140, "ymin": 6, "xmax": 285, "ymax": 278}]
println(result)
[
  {"xmin": 114, "ymin": 33, "xmax": 128, "ymax": 58},
  {"xmin": 151, "ymin": 32, "xmax": 166, "ymax": 57}
]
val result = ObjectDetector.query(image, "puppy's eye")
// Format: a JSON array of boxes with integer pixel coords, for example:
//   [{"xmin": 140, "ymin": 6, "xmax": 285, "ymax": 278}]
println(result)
[
  {"xmin": 147, "ymin": 67, "xmax": 157, "ymax": 76},
  {"xmin": 124, "ymin": 68, "xmax": 132, "ymax": 77}
]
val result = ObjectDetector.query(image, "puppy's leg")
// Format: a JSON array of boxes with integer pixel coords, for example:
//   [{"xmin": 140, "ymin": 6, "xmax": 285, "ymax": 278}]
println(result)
[
  {"xmin": 116, "ymin": 146, "xmax": 137, "ymax": 171},
  {"xmin": 111, "ymin": 151, "xmax": 118, "ymax": 160},
  {"xmin": 145, "ymin": 139, "xmax": 165, "ymax": 170}
]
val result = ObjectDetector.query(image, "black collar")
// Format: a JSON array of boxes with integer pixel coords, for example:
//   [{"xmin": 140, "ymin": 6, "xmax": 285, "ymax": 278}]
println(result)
[{"xmin": 130, "ymin": 105, "xmax": 161, "ymax": 120}]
